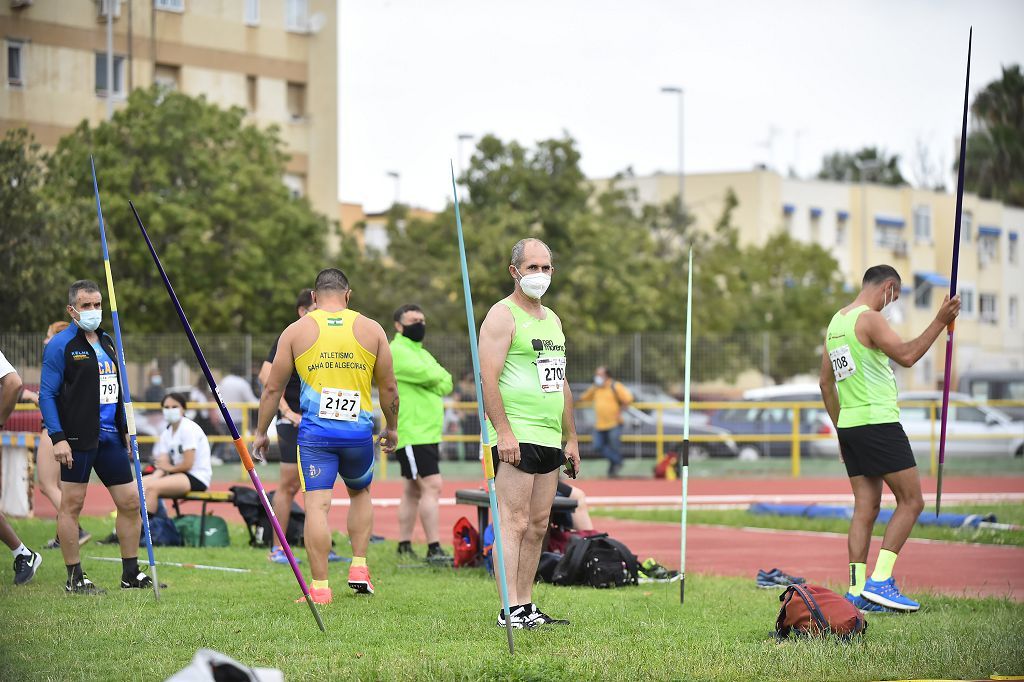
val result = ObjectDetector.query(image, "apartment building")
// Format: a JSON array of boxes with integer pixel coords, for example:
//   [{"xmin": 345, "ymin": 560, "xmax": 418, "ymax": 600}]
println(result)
[
  {"xmin": 1, "ymin": 0, "xmax": 337, "ymax": 232},
  {"xmin": 595, "ymin": 169, "xmax": 1024, "ymax": 389}
]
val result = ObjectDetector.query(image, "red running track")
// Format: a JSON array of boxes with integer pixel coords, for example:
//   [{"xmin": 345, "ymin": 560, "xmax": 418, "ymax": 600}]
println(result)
[{"xmin": 35, "ymin": 475, "xmax": 1024, "ymax": 601}]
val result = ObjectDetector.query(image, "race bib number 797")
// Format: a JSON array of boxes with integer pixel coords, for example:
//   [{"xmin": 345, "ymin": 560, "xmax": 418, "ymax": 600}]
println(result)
[{"xmin": 829, "ymin": 345, "xmax": 857, "ymax": 382}]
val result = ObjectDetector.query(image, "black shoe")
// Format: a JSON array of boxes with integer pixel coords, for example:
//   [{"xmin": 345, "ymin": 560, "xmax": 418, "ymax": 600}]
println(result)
[
  {"xmin": 397, "ymin": 543, "xmax": 418, "ymax": 559},
  {"xmin": 526, "ymin": 603, "xmax": 570, "ymax": 626},
  {"xmin": 496, "ymin": 605, "xmax": 530, "ymax": 629},
  {"xmin": 369, "ymin": 534, "xmax": 386, "ymax": 544},
  {"xmin": 425, "ymin": 546, "xmax": 454, "ymax": 567},
  {"xmin": 608, "ymin": 463, "xmax": 622, "ymax": 478},
  {"xmin": 98, "ymin": 531, "xmax": 118, "ymax": 545},
  {"xmin": 78, "ymin": 526, "xmax": 93, "ymax": 546},
  {"xmin": 66, "ymin": 573, "xmax": 106, "ymax": 595},
  {"xmin": 44, "ymin": 536, "xmax": 60, "ymax": 550},
  {"xmin": 13, "ymin": 551, "xmax": 42, "ymax": 585},
  {"xmin": 121, "ymin": 571, "xmax": 161, "ymax": 589}
]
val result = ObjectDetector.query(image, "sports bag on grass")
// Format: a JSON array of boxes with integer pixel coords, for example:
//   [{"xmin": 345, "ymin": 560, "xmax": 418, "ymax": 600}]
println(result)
[
  {"xmin": 231, "ymin": 486, "xmax": 304, "ymax": 547},
  {"xmin": 775, "ymin": 584, "xmax": 867, "ymax": 640},
  {"xmin": 175, "ymin": 514, "xmax": 231, "ymax": 548},
  {"xmin": 452, "ymin": 516, "xmax": 480, "ymax": 568},
  {"xmin": 551, "ymin": 533, "xmax": 639, "ymax": 588}
]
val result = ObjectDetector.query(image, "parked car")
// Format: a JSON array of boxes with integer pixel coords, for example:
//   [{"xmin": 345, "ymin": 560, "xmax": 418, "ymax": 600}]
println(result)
[
  {"xmin": 709, "ymin": 384, "xmax": 829, "ymax": 460},
  {"xmin": 574, "ymin": 401, "xmax": 738, "ymax": 461},
  {"xmin": 957, "ymin": 370, "xmax": 1024, "ymax": 421},
  {"xmin": 812, "ymin": 391, "xmax": 1024, "ymax": 460},
  {"xmin": 572, "ymin": 381, "xmax": 711, "ymax": 427}
]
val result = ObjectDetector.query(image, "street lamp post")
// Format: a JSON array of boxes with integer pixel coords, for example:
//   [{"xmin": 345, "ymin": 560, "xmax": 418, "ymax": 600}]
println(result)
[
  {"xmin": 457, "ymin": 133, "xmax": 474, "ymax": 177},
  {"xmin": 660, "ymin": 86, "xmax": 684, "ymax": 221},
  {"xmin": 386, "ymin": 171, "xmax": 400, "ymax": 207}
]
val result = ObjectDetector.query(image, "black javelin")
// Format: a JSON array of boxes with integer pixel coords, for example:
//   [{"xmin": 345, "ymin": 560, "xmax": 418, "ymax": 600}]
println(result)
[{"xmin": 128, "ymin": 200, "xmax": 325, "ymax": 632}]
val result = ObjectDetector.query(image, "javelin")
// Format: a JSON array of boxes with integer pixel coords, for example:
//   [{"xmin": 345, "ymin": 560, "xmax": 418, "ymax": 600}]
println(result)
[
  {"xmin": 936, "ymin": 27, "xmax": 972, "ymax": 516},
  {"xmin": 90, "ymin": 157, "xmax": 160, "ymax": 600},
  {"xmin": 679, "ymin": 248, "xmax": 693, "ymax": 605},
  {"xmin": 450, "ymin": 161, "xmax": 515, "ymax": 654},
  {"xmin": 128, "ymin": 201, "xmax": 325, "ymax": 632},
  {"xmin": 89, "ymin": 556, "xmax": 251, "ymax": 573}
]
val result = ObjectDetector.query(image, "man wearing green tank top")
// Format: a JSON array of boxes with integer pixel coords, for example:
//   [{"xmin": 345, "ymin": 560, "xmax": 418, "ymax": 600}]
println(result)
[
  {"xmin": 479, "ymin": 238, "xmax": 580, "ymax": 629},
  {"xmin": 819, "ymin": 264, "xmax": 960, "ymax": 614}
]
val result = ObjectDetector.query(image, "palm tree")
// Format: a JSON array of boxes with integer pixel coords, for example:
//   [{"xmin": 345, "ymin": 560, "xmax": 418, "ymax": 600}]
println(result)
[{"xmin": 961, "ymin": 65, "xmax": 1024, "ymax": 207}]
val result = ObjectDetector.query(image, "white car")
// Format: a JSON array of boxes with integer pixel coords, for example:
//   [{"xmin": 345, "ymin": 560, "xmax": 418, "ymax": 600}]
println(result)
[{"xmin": 813, "ymin": 391, "xmax": 1024, "ymax": 459}]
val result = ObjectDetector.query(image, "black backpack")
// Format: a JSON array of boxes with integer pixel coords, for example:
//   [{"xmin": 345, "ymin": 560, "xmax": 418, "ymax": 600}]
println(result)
[
  {"xmin": 230, "ymin": 485, "xmax": 305, "ymax": 548},
  {"xmin": 551, "ymin": 533, "xmax": 639, "ymax": 588}
]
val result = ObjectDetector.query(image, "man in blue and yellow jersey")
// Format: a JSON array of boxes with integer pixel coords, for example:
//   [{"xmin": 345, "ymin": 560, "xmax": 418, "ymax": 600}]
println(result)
[
  {"xmin": 254, "ymin": 268, "xmax": 399, "ymax": 605},
  {"xmin": 479, "ymin": 238, "xmax": 580, "ymax": 629},
  {"xmin": 819, "ymin": 265, "xmax": 959, "ymax": 615}
]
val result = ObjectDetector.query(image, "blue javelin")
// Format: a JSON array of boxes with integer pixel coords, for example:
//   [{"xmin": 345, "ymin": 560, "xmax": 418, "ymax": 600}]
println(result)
[
  {"xmin": 451, "ymin": 161, "xmax": 516, "ymax": 654},
  {"xmin": 90, "ymin": 156, "xmax": 160, "ymax": 599}
]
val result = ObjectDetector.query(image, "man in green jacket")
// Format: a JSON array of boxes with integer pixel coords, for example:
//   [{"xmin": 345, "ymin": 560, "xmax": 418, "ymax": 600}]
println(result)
[{"xmin": 391, "ymin": 304, "xmax": 454, "ymax": 564}]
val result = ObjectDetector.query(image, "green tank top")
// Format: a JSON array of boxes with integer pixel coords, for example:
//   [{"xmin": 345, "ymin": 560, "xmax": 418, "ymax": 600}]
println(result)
[
  {"xmin": 825, "ymin": 305, "xmax": 900, "ymax": 428},
  {"xmin": 486, "ymin": 298, "xmax": 566, "ymax": 449}
]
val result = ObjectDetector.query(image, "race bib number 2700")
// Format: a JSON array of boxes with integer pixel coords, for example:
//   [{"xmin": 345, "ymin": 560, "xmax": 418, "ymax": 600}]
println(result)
[
  {"xmin": 829, "ymin": 345, "xmax": 857, "ymax": 382},
  {"xmin": 319, "ymin": 388, "xmax": 360, "ymax": 421},
  {"xmin": 536, "ymin": 357, "xmax": 566, "ymax": 393}
]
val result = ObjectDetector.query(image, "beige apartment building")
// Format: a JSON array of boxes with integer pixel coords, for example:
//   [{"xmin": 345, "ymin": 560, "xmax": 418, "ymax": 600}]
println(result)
[
  {"xmin": 596, "ymin": 169, "xmax": 1024, "ymax": 389},
  {"xmin": 1, "ymin": 0, "xmax": 337, "ymax": 235}
]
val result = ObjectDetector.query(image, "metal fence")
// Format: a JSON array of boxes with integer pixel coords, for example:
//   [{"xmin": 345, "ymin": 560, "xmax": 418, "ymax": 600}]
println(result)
[{"xmin": 1, "ymin": 330, "xmax": 824, "ymax": 400}]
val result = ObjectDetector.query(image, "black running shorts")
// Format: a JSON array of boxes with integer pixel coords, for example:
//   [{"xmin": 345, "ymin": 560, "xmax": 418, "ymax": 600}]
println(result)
[
  {"xmin": 491, "ymin": 442, "xmax": 563, "ymax": 475},
  {"xmin": 396, "ymin": 443, "xmax": 441, "ymax": 480},
  {"xmin": 837, "ymin": 422, "xmax": 917, "ymax": 478},
  {"xmin": 185, "ymin": 473, "xmax": 208, "ymax": 492},
  {"xmin": 276, "ymin": 421, "xmax": 299, "ymax": 464}
]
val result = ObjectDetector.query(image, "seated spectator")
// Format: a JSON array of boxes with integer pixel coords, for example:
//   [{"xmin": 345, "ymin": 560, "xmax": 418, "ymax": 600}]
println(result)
[
  {"xmin": 553, "ymin": 480, "xmax": 594, "ymax": 531},
  {"xmin": 141, "ymin": 393, "xmax": 212, "ymax": 515}
]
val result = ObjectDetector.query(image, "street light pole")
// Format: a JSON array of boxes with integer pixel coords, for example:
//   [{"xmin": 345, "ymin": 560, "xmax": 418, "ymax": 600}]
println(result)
[
  {"xmin": 457, "ymin": 133, "xmax": 474, "ymax": 177},
  {"xmin": 386, "ymin": 171, "xmax": 400, "ymax": 207},
  {"xmin": 661, "ymin": 86, "xmax": 684, "ymax": 221}
]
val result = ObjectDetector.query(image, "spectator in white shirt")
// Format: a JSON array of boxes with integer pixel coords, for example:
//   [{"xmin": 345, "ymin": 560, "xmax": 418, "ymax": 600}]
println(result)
[{"xmin": 141, "ymin": 393, "xmax": 213, "ymax": 515}]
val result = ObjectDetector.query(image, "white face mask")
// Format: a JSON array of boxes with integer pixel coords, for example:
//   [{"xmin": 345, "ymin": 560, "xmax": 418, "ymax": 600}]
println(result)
[
  {"xmin": 74, "ymin": 308, "xmax": 102, "ymax": 332},
  {"xmin": 163, "ymin": 407, "xmax": 183, "ymax": 425},
  {"xmin": 881, "ymin": 286, "xmax": 896, "ymax": 321},
  {"xmin": 514, "ymin": 267, "xmax": 551, "ymax": 299},
  {"xmin": 594, "ymin": 375, "xmax": 605, "ymax": 386}
]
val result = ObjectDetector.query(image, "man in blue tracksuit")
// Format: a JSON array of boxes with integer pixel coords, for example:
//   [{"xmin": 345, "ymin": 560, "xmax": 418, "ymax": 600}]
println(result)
[{"xmin": 40, "ymin": 280, "xmax": 154, "ymax": 594}]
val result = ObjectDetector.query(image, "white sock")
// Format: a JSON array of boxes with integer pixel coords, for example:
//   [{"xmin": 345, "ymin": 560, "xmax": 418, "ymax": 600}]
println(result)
[{"xmin": 12, "ymin": 543, "xmax": 31, "ymax": 559}]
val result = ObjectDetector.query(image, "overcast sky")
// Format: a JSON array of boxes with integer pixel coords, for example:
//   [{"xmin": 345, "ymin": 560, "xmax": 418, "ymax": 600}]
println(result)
[{"xmin": 338, "ymin": 0, "xmax": 1024, "ymax": 213}]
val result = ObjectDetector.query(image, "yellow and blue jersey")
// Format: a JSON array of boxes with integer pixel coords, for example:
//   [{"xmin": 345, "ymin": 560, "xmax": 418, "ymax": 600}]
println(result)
[{"xmin": 295, "ymin": 308, "xmax": 377, "ymax": 447}]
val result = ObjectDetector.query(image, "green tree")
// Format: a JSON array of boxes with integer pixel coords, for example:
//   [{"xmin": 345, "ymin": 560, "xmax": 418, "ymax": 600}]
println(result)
[
  {"xmin": 733, "ymin": 232, "xmax": 847, "ymax": 384},
  {"xmin": 817, "ymin": 147, "xmax": 906, "ymax": 185},
  {"xmin": 39, "ymin": 86, "xmax": 332, "ymax": 333},
  {"xmin": 962, "ymin": 64, "xmax": 1024, "ymax": 206},
  {"xmin": 0, "ymin": 129, "xmax": 78, "ymax": 333}
]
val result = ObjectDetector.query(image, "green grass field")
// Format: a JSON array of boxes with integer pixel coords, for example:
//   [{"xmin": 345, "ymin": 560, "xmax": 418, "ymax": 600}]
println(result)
[
  {"xmin": 1, "ymin": 516, "xmax": 1022, "ymax": 681},
  {"xmin": 593, "ymin": 503, "xmax": 1024, "ymax": 547}
]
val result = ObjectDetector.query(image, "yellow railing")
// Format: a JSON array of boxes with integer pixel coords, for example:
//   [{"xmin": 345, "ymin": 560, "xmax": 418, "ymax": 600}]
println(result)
[{"xmin": 11, "ymin": 398, "xmax": 1024, "ymax": 479}]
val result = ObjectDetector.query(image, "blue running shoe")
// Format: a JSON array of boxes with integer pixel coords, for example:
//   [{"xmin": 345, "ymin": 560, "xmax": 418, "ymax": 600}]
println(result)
[
  {"xmin": 327, "ymin": 550, "xmax": 350, "ymax": 563},
  {"xmin": 845, "ymin": 592, "xmax": 897, "ymax": 613},
  {"xmin": 861, "ymin": 577, "xmax": 920, "ymax": 612},
  {"xmin": 268, "ymin": 547, "xmax": 300, "ymax": 565}
]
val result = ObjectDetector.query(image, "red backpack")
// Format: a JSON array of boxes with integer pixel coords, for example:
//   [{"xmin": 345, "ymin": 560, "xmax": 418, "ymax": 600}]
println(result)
[
  {"xmin": 775, "ymin": 584, "xmax": 867, "ymax": 641},
  {"xmin": 452, "ymin": 517, "xmax": 480, "ymax": 568}
]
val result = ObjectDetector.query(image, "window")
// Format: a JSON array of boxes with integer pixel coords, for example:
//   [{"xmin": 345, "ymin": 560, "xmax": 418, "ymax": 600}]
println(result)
[
  {"xmin": 979, "ymin": 293, "xmax": 998, "ymax": 325},
  {"xmin": 835, "ymin": 219, "xmax": 846, "ymax": 246},
  {"xmin": 961, "ymin": 211, "xmax": 973, "ymax": 244},
  {"xmin": 283, "ymin": 173, "xmax": 305, "ymax": 199},
  {"xmin": 7, "ymin": 41, "xmax": 24, "ymax": 87},
  {"xmin": 915, "ymin": 356, "xmax": 932, "ymax": 388},
  {"xmin": 978, "ymin": 232, "xmax": 999, "ymax": 266},
  {"xmin": 245, "ymin": 0, "xmax": 260, "ymax": 25},
  {"xmin": 913, "ymin": 205, "xmax": 931, "ymax": 244},
  {"xmin": 246, "ymin": 75, "xmax": 257, "ymax": 112},
  {"xmin": 968, "ymin": 381, "xmax": 990, "ymax": 401},
  {"xmin": 94, "ymin": 53, "xmax": 126, "ymax": 97},
  {"xmin": 913, "ymin": 275, "xmax": 933, "ymax": 309},
  {"xmin": 286, "ymin": 81, "xmax": 306, "ymax": 121},
  {"xmin": 286, "ymin": 0, "xmax": 309, "ymax": 32},
  {"xmin": 875, "ymin": 225, "xmax": 903, "ymax": 248},
  {"xmin": 154, "ymin": 0, "xmax": 184, "ymax": 12},
  {"xmin": 154, "ymin": 63, "xmax": 180, "ymax": 92},
  {"xmin": 1010, "ymin": 295, "xmax": 1019, "ymax": 329},
  {"xmin": 960, "ymin": 286, "xmax": 975, "ymax": 317},
  {"xmin": 954, "ymin": 405, "xmax": 988, "ymax": 423},
  {"xmin": 1010, "ymin": 234, "xmax": 1019, "ymax": 265}
]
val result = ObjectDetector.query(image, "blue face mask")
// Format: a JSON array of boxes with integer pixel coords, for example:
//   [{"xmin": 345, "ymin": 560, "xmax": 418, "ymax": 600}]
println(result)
[{"xmin": 75, "ymin": 308, "xmax": 102, "ymax": 332}]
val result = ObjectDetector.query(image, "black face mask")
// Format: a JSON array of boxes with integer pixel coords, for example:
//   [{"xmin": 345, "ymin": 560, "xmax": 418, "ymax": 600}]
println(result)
[{"xmin": 402, "ymin": 322, "xmax": 426, "ymax": 342}]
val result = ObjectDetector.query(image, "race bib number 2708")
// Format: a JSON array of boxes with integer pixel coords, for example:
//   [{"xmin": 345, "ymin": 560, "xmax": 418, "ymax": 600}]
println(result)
[{"xmin": 829, "ymin": 345, "xmax": 857, "ymax": 382}]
